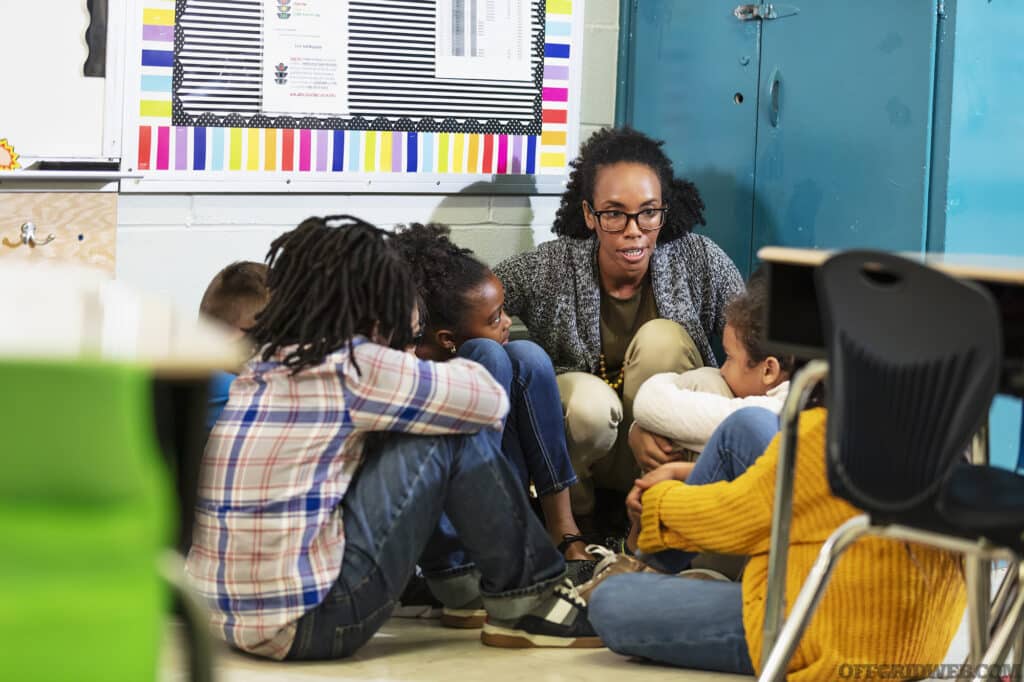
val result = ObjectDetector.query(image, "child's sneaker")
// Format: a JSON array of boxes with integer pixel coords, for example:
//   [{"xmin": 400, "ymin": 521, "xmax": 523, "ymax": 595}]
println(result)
[
  {"xmin": 565, "ymin": 558, "xmax": 599, "ymax": 585},
  {"xmin": 557, "ymin": 534, "xmax": 607, "ymax": 586},
  {"xmin": 394, "ymin": 574, "xmax": 443, "ymax": 619},
  {"xmin": 575, "ymin": 545, "xmax": 661, "ymax": 602},
  {"xmin": 480, "ymin": 578, "xmax": 603, "ymax": 648},
  {"xmin": 441, "ymin": 596, "xmax": 487, "ymax": 629}
]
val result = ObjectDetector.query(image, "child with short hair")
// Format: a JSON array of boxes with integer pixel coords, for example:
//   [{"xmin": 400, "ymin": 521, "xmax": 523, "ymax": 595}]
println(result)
[
  {"xmin": 629, "ymin": 270, "xmax": 795, "ymax": 474},
  {"xmin": 186, "ymin": 215, "xmax": 600, "ymax": 661},
  {"xmin": 198, "ymin": 260, "xmax": 269, "ymax": 428},
  {"xmin": 608, "ymin": 271, "xmax": 794, "ymax": 567},
  {"xmin": 390, "ymin": 223, "xmax": 592, "ymax": 572}
]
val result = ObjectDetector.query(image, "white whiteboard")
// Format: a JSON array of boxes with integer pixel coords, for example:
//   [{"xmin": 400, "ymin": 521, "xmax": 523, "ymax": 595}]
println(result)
[{"xmin": 0, "ymin": 1, "xmax": 122, "ymax": 161}]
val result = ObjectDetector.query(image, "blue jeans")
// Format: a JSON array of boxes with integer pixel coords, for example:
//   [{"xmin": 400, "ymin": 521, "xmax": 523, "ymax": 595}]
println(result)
[
  {"xmin": 459, "ymin": 339, "xmax": 577, "ymax": 496},
  {"xmin": 588, "ymin": 407, "xmax": 780, "ymax": 675},
  {"xmin": 287, "ymin": 429, "xmax": 565, "ymax": 660}
]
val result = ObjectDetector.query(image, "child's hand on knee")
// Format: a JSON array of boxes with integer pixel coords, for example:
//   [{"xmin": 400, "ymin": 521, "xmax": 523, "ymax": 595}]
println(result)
[
  {"xmin": 629, "ymin": 422, "xmax": 679, "ymax": 473},
  {"xmin": 625, "ymin": 461, "xmax": 694, "ymax": 524}
]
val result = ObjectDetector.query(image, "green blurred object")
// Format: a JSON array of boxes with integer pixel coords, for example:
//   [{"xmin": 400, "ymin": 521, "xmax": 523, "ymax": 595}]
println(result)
[{"xmin": 0, "ymin": 359, "xmax": 172, "ymax": 682}]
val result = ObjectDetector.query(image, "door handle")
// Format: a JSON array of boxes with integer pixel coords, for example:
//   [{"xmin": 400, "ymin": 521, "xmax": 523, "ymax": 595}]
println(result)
[
  {"xmin": 768, "ymin": 68, "xmax": 782, "ymax": 128},
  {"xmin": 734, "ymin": 4, "xmax": 800, "ymax": 21}
]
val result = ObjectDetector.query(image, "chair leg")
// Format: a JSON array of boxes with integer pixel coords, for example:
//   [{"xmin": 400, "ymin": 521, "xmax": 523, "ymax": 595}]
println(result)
[
  {"xmin": 1001, "ymin": 563, "xmax": 1024, "ymax": 680},
  {"xmin": 972, "ymin": 564, "xmax": 1024, "ymax": 682},
  {"xmin": 161, "ymin": 550, "xmax": 215, "ymax": 682},
  {"xmin": 761, "ymin": 360, "xmax": 828, "ymax": 667},
  {"xmin": 966, "ymin": 555, "xmax": 993, "ymax": 664},
  {"xmin": 758, "ymin": 515, "xmax": 870, "ymax": 682},
  {"xmin": 989, "ymin": 560, "xmax": 1018, "ymax": 633},
  {"xmin": 962, "ymin": 424, "xmax": 992, "ymax": 666},
  {"xmin": 1014, "ymin": 627, "xmax": 1024, "ymax": 679}
]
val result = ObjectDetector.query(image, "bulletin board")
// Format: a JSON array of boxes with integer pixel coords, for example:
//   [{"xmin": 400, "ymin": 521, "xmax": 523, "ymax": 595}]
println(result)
[{"xmin": 120, "ymin": 0, "xmax": 584, "ymax": 193}]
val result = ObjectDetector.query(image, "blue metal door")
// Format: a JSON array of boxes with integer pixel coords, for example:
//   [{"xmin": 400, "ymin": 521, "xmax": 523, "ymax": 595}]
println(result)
[
  {"xmin": 621, "ymin": 0, "xmax": 762, "ymax": 277},
  {"xmin": 750, "ymin": 2, "xmax": 939, "ymax": 258}
]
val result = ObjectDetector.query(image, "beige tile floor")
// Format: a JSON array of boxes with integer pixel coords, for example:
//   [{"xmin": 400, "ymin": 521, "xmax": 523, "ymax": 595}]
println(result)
[
  {"xmin": 161, "ymin": 568, "xmax": 991, "ymax": 682},
  {"xmin": 161, "ymin": 617, "xmax": 748, "ymax": 682}
]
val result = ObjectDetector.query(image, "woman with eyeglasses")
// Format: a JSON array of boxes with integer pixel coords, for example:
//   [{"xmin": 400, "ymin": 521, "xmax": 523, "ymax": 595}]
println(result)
[{"xmin": 494, "ymin": 127, "xmax": 744, "ymax": 540}]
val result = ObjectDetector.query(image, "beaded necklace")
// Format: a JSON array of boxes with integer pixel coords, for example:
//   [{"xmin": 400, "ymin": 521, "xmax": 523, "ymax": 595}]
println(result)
[
  {"xmin": 597, "ymin": 353, "xmax": 624, "ymax": 391},
  {"xmin": 596, "ymin": 276, "xmax": 653, "ymax": 393}
]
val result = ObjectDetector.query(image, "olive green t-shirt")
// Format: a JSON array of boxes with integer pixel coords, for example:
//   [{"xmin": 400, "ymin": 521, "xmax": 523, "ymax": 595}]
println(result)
[{"xmin": 599, "ymin": 277, "xmax": 659, "ymax": 380}]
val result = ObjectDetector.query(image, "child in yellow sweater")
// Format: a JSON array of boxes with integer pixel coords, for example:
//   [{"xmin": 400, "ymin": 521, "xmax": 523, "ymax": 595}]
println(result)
[{"xmin": 588, "ymin": 407, "xmax": 966, "ymax": 679}]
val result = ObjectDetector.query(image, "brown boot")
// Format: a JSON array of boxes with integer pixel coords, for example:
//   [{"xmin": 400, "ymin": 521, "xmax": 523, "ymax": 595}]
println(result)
[{"xmin": 576, "ymin": 545, "xmax": 663, "ymax": 602}]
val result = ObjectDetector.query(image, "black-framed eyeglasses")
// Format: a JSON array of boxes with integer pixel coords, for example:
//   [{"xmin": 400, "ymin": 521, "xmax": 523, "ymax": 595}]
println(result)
[{"xmin": 585, "ymin": 202, "xmax": 668, "ymax": 233}]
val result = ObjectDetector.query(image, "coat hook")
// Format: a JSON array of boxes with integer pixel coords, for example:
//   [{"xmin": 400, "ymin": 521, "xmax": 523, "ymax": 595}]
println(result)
[{"xmin": 2, "ymin": 222, "xmax": 56, "ymax": 248}]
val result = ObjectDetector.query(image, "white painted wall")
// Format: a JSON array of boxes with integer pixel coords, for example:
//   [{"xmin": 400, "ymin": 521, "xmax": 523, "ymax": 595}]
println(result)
[
  {"xmin": 3, "ymin": 1, "xmax": 108, "ymax": 159},
  {"xmin": 116, "ymin": 0, "xmax": 620, "ymax": 313}
]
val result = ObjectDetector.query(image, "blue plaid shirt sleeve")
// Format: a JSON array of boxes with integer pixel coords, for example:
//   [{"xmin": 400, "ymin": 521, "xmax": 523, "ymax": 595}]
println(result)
[{"xmin": 343, "ymin": 343, "xmax": 509, "ymax": 434}]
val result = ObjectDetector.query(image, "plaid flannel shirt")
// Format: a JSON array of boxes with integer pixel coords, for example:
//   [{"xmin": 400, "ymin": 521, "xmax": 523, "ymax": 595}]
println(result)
[{"xmin": 185, "ymin": 338, "xmax": 509, "ymax": 659}]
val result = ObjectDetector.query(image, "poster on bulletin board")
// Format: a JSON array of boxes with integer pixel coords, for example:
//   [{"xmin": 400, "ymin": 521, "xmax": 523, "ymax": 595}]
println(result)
[{"xmin": 120, "ymin": 0, "xmax": 584, "ymax": 193}]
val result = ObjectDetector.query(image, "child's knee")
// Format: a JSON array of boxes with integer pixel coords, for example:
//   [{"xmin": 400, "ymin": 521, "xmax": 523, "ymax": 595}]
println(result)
[
  {"xmin": 504, "ymin": 339, "xmax": 554, "ymax": 372},
  {"xmin": 720, "ymin": 407, "xmax": 779, "ymax": 444},
  {"xmin": 458, "ymin": 338, "xmax": 512, "ymax": 377}
]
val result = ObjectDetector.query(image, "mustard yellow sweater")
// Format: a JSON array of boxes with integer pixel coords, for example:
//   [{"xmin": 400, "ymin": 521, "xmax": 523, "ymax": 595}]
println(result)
[{"xmin": 639, "ymin": 408, "xmax": 966, "ymax": 681}]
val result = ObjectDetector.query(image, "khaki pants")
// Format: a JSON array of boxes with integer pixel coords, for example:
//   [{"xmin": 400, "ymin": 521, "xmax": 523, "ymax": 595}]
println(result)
[{"xmin": 557, "ymin": 319, "xmax": 705, "ymax": 516}]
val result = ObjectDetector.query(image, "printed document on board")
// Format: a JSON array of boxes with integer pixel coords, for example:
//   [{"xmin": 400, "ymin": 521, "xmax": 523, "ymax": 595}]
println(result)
[
  {"xmin": 436, "ymin": 0, "xmax": 532, "ymax": 81},
  {"xmin": 262, "ymin": 0, "xmax": 349, "ymax": 117}
]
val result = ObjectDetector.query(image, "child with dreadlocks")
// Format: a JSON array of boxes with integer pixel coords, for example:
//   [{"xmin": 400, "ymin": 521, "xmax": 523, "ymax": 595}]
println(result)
[
  {"xmin": 185, "ymin": 215, "xmax": 600, "ymax": 660},
  {"xmin": 390, "ymin": 223, "xmax": 595, "ymax": 579}
]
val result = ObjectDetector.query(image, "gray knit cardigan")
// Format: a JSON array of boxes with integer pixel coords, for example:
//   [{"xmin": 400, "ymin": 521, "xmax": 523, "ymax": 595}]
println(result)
[{"xmin": 493, "ymin": 233, "xmax": 744, "ymax": 375}]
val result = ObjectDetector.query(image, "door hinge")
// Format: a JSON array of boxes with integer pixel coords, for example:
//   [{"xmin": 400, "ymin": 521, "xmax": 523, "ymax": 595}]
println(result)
[{"xmin": 734, "ymin": 4, "xmax": 800, "ymax": 21}]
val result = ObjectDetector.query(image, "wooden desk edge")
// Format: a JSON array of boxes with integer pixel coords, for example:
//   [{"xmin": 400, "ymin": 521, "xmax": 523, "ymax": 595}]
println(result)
[{"xmin": 757, "ymin": 246, "xmax": 1024, "ymax": 286}]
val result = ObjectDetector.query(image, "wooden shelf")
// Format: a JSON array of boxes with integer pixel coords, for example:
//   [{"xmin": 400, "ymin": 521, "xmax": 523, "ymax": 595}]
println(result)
[{"xmin": 0, "ymin": 170, "xmax": 143, "ymax": 182}]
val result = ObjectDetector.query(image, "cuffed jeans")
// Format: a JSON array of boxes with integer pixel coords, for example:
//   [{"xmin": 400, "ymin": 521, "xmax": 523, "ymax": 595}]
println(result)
[
  {"xmin": 287, "ymin": 428, "xmax": 566, "ymax": 660},
  {"xmin": 587, "ymin": 407, "xmax": 780, "ymax": 675}
]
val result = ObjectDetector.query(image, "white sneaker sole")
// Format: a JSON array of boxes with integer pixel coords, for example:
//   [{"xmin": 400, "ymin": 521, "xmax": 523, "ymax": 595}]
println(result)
[
  {"xmin": 676, "ymin": 568, "xmax": 731, "ymax": 582},
  {"xmin": 480, "ymin": 622, "xmax": 603, "ymax": 648}
]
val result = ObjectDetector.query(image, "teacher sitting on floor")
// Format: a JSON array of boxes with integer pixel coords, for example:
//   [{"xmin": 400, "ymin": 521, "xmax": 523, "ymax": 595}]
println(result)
[{"xmin": 494, "ymin": 126, "xmax": 744, "ymax": 535}]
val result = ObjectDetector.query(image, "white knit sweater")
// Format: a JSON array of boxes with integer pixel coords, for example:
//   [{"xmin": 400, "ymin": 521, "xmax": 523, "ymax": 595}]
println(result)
[{"xmin": 633, "ymin": 368, "xmax": 790, "ymax": 452}]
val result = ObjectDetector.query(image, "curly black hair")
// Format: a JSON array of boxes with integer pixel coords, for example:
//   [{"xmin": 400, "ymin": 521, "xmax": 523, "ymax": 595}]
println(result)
[
  {"xmin": 389, "ymin": 222, "xmax": 490, "ymax": 333},
  {"xmin": 552, "ymin": 126, "xmax": 706, "ymax": 243},
  {"xmin": 248, "ymin": 215, "xmax": 419, "ymax": 373},
  {"xmin": 725, "ymin": 268, "xmax": 796, "ymax": 374}
]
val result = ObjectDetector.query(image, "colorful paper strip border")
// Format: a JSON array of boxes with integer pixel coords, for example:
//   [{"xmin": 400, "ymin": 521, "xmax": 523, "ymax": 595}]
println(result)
[{"xmin": 136, "ymin": 0, "xmax": 573, "ymax": 175}]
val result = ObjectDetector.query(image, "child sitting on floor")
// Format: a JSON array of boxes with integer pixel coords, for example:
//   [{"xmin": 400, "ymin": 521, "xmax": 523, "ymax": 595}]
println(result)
[
  {"xmin": 197, "ymin": 260, "xmax": 269, "ymax": 428},
  {"xmin": 186, "ymin": 215, "xmax": 600, "ymax": 660},
  {"xmin": 390, "ymin": 223, "xmax": 594, "ymax": 578},
  {"xmin": 587, "ymin": 407, "xmax": 966, "ymax": 679},
  {"xmin": 629, "ymin": 270, "xmax": 795, "ymax": 473},
  {"xmin": 620, "ymin": 271, "xmax": 796, "ymax": 568}
]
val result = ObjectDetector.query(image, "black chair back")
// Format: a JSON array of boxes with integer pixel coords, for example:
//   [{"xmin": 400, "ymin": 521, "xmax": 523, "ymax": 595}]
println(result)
[{"xmin": 815, "ymin": 251, "xmax": 1001, "ymax": 520}]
